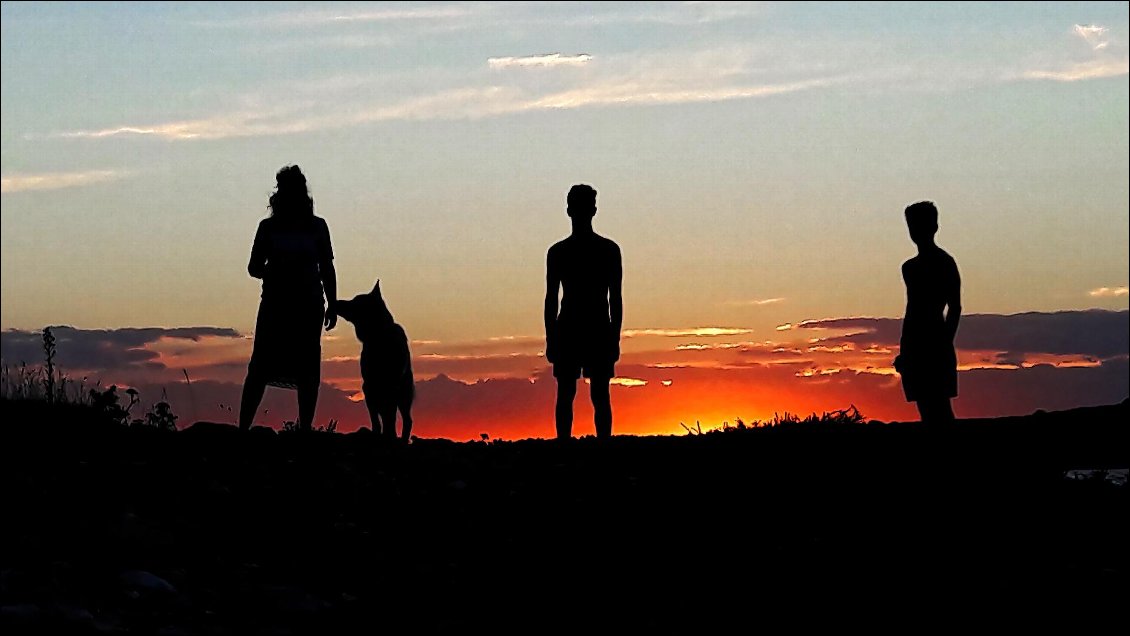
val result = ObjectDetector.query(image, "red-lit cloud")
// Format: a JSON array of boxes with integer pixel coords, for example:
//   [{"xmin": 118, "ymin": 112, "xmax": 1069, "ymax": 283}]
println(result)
[{"xmin": 3, "ymin": 311, "xmax": 1126, "ymax": 439}]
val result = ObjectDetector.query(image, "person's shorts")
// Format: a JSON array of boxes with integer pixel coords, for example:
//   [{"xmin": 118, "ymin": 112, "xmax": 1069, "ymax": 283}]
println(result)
[{"xmin": 552, "ymin": 322, "xmax": 615, "ymax": 380}]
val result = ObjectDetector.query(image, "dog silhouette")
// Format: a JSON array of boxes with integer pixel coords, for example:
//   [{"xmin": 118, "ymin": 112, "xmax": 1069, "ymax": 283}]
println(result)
[{"xmin": 336, "ymin": 280, "xmax": 414, "ymax": 442}]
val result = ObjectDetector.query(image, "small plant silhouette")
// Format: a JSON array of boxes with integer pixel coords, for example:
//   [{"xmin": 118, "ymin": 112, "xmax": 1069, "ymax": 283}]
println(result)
[
  {"xmin": 89, "ymin": 386, "xmax": 130, "ymax": 425},
  {"xmin": 281, "ymin": 419, "xmax": 337, "ymax": 433},
  {"xmin": 42, "ymin": 327, "xmax": 57, "ymax": 404},
  {"xmin": 145, "ymin": 400, "xmax": 178, "ymax": 431}
]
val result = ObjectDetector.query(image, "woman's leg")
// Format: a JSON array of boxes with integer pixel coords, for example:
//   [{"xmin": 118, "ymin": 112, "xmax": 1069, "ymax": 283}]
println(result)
[
  {"xmin": 297, "ymin": 382, "xmax": 318, "ymax": 431},
  {"xmin": 379, "ymin": 404, "xmax": 399, "ymax": 440},
  {"xmin": 239, "ymin": 372, "xmax": 267, "ymax": 431},
  {"xmin": 296, "ymin": 305, "xmax": 325, "ymax": 432}
]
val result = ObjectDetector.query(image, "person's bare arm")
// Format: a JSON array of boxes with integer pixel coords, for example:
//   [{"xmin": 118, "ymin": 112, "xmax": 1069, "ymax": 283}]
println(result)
[
  {"xmin": 894, "ymin": 261, "xmax": 910, "ymax": 372},
  {"xmin": 335, "ymin": 299, "xmax": 354, "ymax": 323},
  {"xmin": 544, "ymin": 249, "xmax": 560, "ymax": 363},
  {"xmin": 321, "ymin": 261, "xmax": 338, "ymax": 331},
  {"xmin": 609, "ymin": 244, "xmax": 623, "ymax": 361},
  {"xmin": 319, "ymin": 220, "xmax": 338, "ymax": 331},
  {"xmin": 945, "ymin": 261, "xmax": 962, "ymax": 342}
]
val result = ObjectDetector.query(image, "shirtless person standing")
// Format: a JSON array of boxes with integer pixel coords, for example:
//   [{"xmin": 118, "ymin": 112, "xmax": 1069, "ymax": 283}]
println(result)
[{"xmin": 544, "ymin": 184, "xmax": 623, "ymax": 439}]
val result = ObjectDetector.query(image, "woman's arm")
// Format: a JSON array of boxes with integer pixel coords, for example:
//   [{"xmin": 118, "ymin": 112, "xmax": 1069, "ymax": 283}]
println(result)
[
  {"xmin": 248, "ymin": 221, "xmax": 267, "ymax": 279},
  {"xmin": 319, "ymin": 219, "xmax": 338, "ymax": 331},
  {"xmin": 322, "ymin": 260, "xmax": 338, "ymax": 331}
]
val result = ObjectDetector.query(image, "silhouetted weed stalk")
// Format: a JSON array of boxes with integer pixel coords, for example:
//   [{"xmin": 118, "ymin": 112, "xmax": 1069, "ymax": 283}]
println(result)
[
  {"xmin": 281, "ymin": 419, "xmax": 337, "ymax": 434},
  {"xmin": 681, "ymin": 405, "xmax": 866, "ymax": 435},
  {"xmin": 1, "ymin": 326, "xmax": 180, "ymax": 429}
]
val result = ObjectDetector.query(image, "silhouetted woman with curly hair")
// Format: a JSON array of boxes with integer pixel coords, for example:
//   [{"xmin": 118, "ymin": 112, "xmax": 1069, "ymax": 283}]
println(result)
[{"xmin": 239, "ymin": 165, "xmax": 337, "ymax": 431}]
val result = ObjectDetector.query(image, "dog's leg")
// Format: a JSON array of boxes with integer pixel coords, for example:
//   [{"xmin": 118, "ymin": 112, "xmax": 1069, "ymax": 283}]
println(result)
[
  {"xmin": 400, "ymin": 375, "xmax": 413, "ymax": 440},
  {"xmin": 363, "ymin": 391, "xmax": 382, "ymax": 435},
  {"xmin": 400, "ymin": 402, "xmax": 413, "ymax": 442}
]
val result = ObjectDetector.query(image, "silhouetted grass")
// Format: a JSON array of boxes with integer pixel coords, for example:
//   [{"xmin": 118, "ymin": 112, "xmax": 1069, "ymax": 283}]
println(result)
[
  {"xmin": 1, "ymin": 327, "xmax": 180, "ymax": 429},
  {"xmin": 682, "ymin": 404, "xmax": 867, "ymax": 434},
  {"xmin": 1, "ymin": 399, "xmax": 1126, "ymax": 633},
  {"xmin": 1, "ymin": 328, "xmax": 93, "ymax": 405}
]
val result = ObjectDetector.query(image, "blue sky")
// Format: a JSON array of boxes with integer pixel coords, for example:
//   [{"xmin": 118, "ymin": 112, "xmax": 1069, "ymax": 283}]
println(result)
[{"xmin": 2, "ymin": 1, "xmax": 1127, "ymax": 342}]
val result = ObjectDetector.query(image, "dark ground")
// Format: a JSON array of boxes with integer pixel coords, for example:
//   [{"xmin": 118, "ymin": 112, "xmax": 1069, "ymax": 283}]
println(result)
[{"xmin": 2, "ymin": 400, "xmax": 1127, "ymax": 634}]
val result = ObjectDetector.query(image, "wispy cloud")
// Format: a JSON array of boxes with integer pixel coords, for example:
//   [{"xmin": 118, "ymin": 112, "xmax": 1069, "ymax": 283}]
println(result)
[
  {"xmin": 1089, "ymin": 286, "xmax": 1129, "ymax": 298},
  {"xmin": 624, "ymin": 327, "xmax": 753, "ymax": 338},
  {"xmin": 1022, "ymin": 23, "xmax": 1127, "ymax": 82},
  {"xmin": 724, "ymin": 297, "xmax": 784, "ymax": 307},
  {"xmin": 489, "ymin": 53, "xmax": 593, "ymax": 69},
  {"xmin": 196, "ymin": 4, "xmax": 476, "ymax": 28},
  {"xmin": 524, "ymin": 76, "xmax": 837, "ymax": 110},
  {"xmin": 1022, "ymin": 57, "xmax": 1129, "ymax": 82},
  {"xmin": 1, "ymin": 169, "xmax": 131, "ymax": 193},
  {"xmin": 609, "ymin": 377, "xmax": 648, "ymax": 387},
  {"xmin": 1074, "ymin": 24, "xmax": 1110, "ymax": 50},
  {"xmin": 48, "ymin": 73, "xmax": 839, "ymax": 141},
  {"xmin": 675, "ymin": 342, "xmax": 752, "ymax": 351}
]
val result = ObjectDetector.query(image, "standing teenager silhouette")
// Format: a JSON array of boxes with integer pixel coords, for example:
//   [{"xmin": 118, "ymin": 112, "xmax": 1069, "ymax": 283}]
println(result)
[
  {"xmin": 544, "ymin": 184, "xmax": 623, "ymax": 439},
  {"xmin": 894, "ymin": 201, "xmax": 961, "ymax": 424},
  {"xmin": 240, "ymin": 165, "xmax": 338, "ymax": 431}
]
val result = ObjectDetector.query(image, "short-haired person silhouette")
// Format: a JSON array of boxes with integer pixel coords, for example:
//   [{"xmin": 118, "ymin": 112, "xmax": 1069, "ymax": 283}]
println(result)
[
  {"xmin": 239, "ymin": 165, "xmax": 338, "ymax": 431},
  {"xmin": 894, "ymin": 201, "xmax": 961, "ymax": 424},
  {"xmin": 544, "ymin": 185, "xmax": 623, "ymax": 439}
]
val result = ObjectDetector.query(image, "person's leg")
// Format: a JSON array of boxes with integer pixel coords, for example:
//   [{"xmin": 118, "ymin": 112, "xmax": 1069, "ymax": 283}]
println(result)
[
  {"xmin": 590, "ymin": 378, "xmax": 612, "ymax": 439},
  {"xmin": 916, "ymin": 398, "xmax": 955, "ymax": 425},
  {"xmin": 935, "ymin": 398, "xmax": 954, "ymax": 423},
  {"xmin": 239, "ymin": 372, "xmax": 267, "ymax": 431},
  {"xmin": 297, "ymin": 304, "xmax": 325, "ymax": 432},
  {"xmin": 914, "ymin": 400, "xmax": 929, "ymax": 423},
  {"xmin": 380, "ymin": 404, "xmax": 399, "ymax": 440},
  {"xmin": 556, "ymin": 379, "xmax": 577, "ymax": 440},
  {"xmin": 297, "ymin": 382, "xmax": 319, "ymax": 431}
]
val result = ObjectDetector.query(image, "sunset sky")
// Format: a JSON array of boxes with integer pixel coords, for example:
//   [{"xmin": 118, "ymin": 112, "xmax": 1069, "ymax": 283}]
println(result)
[{"xmin": 2, "ymin": 2, "xmax": 1127, "ymax": 438}]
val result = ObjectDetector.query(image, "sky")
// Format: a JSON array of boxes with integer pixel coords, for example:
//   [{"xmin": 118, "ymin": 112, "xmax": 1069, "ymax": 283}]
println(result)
[{"xmin": 2, "ymin": 2, "xmax": 1128, "ymax": 438}]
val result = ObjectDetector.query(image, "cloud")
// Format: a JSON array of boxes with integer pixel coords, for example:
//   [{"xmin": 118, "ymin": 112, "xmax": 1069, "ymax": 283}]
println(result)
[
  {"xmin": 249, "ymin": 34, "xmax": 399, "ymax": 53},
  {"xmin": 1073, "ymin": 24, "xmax": 1110, "ymax": 50},
  {"xmin": 1022, "ymin": 57, "xmax": 1129, "ymax": 82},
  {"xmin": 1021, "ymin": 24, "xmax": 1127, "ymax": 82},
  {"xmin": 47, "ymin": 63, "xmax": 842, "ymax": 141},
  {"xmin": 411, "ymin": 352, "xmax": 545, "ymax": 382},
  {"xmin": 675, "ymin": 342, "xmax": 751, "ymax": 351},
  {"xmin": 196, "ymin": 4, "xmax": 476, "ymax": 28},
  {"xmin": 1089, "ymin": 286, "xmax": 1129, "ymax": 298},
  {"xmin": 1, "ymin": 170, "xmax": 130, "ymax": 193},
  {"xmin": 624, "ymin": 327, "xmax": 753, "ymax": 338},
  {"xmin": 7, "ymin": 310, "xmax": 1126, "ymax": 438},
  {"xmin": 609, "ymin": 377, "xmax": 648, "ymax": 387},
  {"xmin": 524, "ymin": 76, "xmax": 837, "ymax": 110},
  {"xmin": 724, "ymin": 298, "xmax": 784, "ymax": 307},
  {"xmin": 791, "ymin": 310, "xmax": 1130, "ymax": 360},
  {"xmin": 84, "ymin": 355, "xmax": 1130, "ymax": 438},
  {"xmin": 562, "ymin": 1, "xmax": 766, "ymax": 26},
  {"xmin": 49, "ymin": 110, "xmax": 321, "ymax": 141},
  {"xmin": 488, "ymin": 53, "xmax": 593, "ymax": 69},
  {"xmin": 0, "ymin": 326, "xmax": 243, "ymax": 373}
]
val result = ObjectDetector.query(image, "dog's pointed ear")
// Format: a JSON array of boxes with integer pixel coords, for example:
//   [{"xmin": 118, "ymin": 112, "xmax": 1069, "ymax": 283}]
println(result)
[{"xmin": 371, "ymin": 278, "xmax": 382, "ymax": 295}]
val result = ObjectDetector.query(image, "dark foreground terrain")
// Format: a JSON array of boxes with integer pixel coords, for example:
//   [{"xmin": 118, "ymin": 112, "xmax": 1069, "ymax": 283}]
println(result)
[{"xmin": 2, "ymin": 400, "xmax": 1128, "ymax": 633}]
